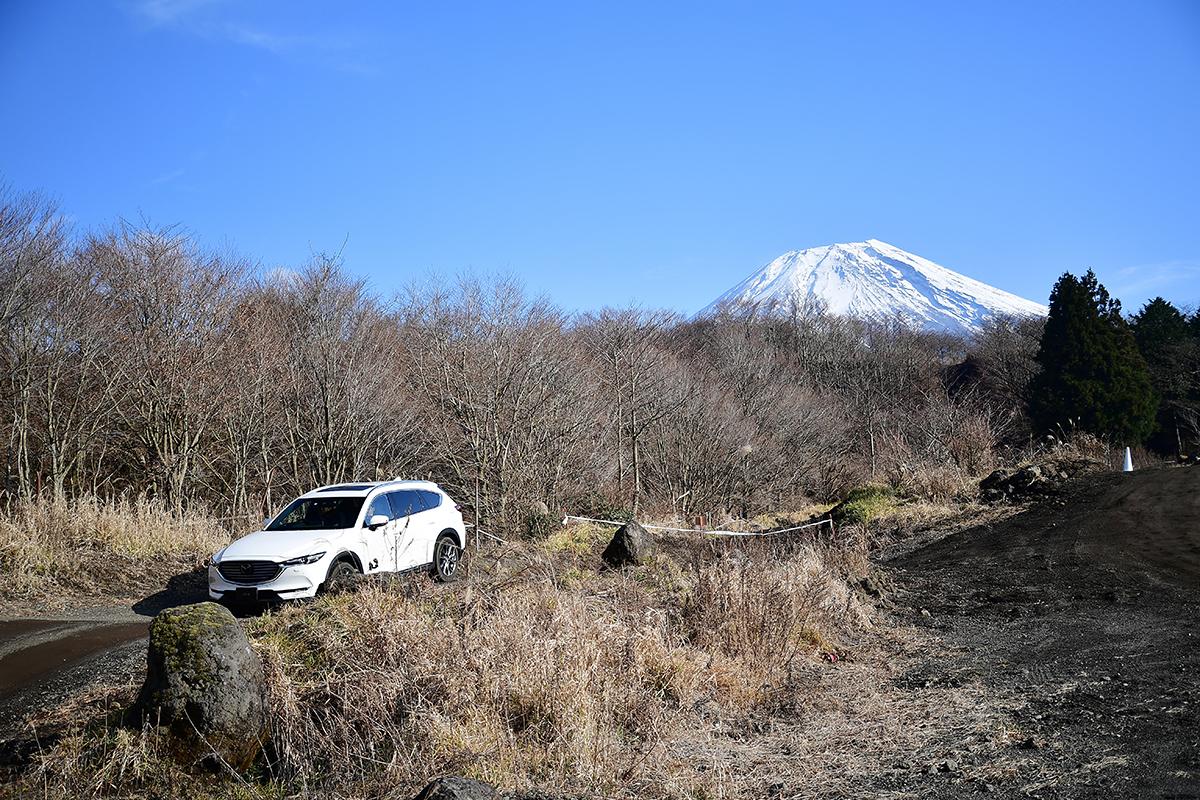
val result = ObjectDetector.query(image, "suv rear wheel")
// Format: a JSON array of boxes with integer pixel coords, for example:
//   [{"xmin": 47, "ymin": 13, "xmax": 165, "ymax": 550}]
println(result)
[{"xmin": 432, "ymin": 533, "xmax": 461, "ymax": 582}]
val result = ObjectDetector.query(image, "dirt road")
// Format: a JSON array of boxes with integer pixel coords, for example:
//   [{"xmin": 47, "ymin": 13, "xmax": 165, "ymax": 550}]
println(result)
[
  {"xmin": 0, "ymin": 618, "xmax": 148, "ymax": 741},
  {"xmin": 892, "ymin": 465, "xmax": 1200, "ymax": 797},
  {"xmin": 0, "ymin": 620, "xmax": 147, "ymax": 699},
  {"xmin": 0, "ymin": 571, "xmax": 213, "ymax": 742}
]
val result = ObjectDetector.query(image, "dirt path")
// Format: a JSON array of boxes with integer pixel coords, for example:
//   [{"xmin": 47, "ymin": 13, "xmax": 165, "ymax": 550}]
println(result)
[
  {"xmin": 0, "ymin": 569, "xmax": 214, "ymax": 742},
  {"xmin": 0, "ymin": 620, "xmax": 148, "ymax": 699},
  {"xmin": 890, "ymin": 465, "xmax": 1200, "ymax": 798},
  {"xmin": 0, "ymin": 619, "xmax": 149, "ymax": 742}
]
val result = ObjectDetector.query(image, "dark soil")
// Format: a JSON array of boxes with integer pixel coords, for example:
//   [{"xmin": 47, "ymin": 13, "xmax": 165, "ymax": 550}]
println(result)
[{"xmin": 889, "ymin": 465, "xmax": 1200, "ymax": 798}]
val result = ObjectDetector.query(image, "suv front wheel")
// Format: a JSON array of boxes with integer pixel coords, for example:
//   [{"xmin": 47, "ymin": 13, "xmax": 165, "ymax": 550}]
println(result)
[
  {"xmin": 432, "ymin": 533, "xmax": 461, "ymax": 582},
  {"xmin": 323, "ymin": 559, "xmax": 359, "ymax": 594}
]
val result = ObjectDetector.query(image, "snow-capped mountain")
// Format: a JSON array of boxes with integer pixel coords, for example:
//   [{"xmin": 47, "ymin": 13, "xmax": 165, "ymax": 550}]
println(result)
[{"xmin": 701, "ymin": 239, "xmax": 1047, "ymax": 336}]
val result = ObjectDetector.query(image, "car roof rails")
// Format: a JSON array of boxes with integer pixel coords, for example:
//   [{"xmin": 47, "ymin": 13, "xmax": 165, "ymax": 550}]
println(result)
[{"xmin": 390, "ymin": 477, "xmax": 439, "ymax": 487}]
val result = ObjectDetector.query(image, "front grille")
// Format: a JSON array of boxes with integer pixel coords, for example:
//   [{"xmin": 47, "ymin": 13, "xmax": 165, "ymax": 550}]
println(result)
[{"xmin": 217, "ymin": 560, "xmax": 282, "ymax": 585}]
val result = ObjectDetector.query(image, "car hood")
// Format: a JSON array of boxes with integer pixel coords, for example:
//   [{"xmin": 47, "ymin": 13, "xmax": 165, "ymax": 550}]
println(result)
[{"xmin": 217, "ymin": 529, "xmax": 343, "ymax": 561}]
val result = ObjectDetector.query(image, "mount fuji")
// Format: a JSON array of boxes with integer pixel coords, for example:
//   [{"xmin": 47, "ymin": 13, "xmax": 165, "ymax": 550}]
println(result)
[{"xmin": 700, "ymin": 239, "xmax": 1047, "ymax": 336}]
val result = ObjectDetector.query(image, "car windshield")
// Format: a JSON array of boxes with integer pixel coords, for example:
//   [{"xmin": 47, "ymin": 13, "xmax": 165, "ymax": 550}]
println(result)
[{"xmin": 267, "ymin": 497, "xmax": 364, "ymax": 531}]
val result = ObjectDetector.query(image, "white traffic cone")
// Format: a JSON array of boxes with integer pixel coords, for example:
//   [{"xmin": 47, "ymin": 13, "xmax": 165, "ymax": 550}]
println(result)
[{"xmin": 1122, "ymin": 446, "xmax": 1133, "ymax": 472}]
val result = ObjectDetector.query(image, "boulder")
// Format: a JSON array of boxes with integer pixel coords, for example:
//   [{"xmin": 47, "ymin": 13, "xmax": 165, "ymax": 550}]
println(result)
[
  {"xmin": 601, "ymin": 520, "xmax": 656, "ymax": 568},
  {"xmin": 414, "ymin": 776, "xmax": 499, "ymax": 800},
  {"xmin": 979, "ymin": 469, "xmax": 1011, "ymax": 502},
  {"xmin": 135, "ymin": 601, "xmax": 267, "ymax": 769}
]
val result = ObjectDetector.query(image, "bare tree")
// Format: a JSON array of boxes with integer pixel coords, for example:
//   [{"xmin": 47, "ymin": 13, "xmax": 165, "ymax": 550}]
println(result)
[
  {"xmin": 0, "ymin": 180, "xmax": 1046, "ymax": 526},
  {"xmin": 967, "ymin": 314, "xmax": 1045, "ymax": 440},
  {"xmin": 0, "ymin": 188, "xmax": 70, "ymax": 497},
  {"xmin": 30, "ymin": 253, "xmax": 120, "ymax": 498},
  {"xmin": 401, "ymin": 276, "xmax": 602, "ymax": 527},
  {"xmin": 273, "ymin": 258, "xmax": 415, "ymax": 491},
  {"xmin": 87, "ymin": 223, "xmax": 245, "ymax": 507},
  {"xmin": 580, "ymin": 308, "xmax": 688, "ymax": 515}
]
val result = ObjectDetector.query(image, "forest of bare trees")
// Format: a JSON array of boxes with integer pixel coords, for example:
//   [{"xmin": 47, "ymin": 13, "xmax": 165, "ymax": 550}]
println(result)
[{"xmin": 0, "ymin": 188, "xmax": 1040, "ymax": 530}]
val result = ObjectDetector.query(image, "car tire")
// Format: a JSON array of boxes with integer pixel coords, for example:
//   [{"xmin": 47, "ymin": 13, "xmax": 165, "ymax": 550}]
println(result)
[
  {"xmin": 323, "ymin": 559, "xmax": 359, "ymax": 594},
  {"xmin": 432, "ymin": 532, "xmax": 461, "ymax": 582}
]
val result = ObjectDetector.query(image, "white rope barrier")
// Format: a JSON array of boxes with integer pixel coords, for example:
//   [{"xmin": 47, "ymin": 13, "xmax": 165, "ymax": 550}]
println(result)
[
  {"xmin": 560, "ymin": 514, "xmax": 835, "ymax": 538},
  {"xmin": 465, "ymin": 522, "xmax": 504, "ymax": 544}
]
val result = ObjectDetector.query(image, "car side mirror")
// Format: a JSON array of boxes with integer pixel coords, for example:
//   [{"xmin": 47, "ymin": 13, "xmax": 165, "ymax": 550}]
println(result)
[{"xmin": 367, "ymin": 514, "xmax": 390, "ymax": 530}]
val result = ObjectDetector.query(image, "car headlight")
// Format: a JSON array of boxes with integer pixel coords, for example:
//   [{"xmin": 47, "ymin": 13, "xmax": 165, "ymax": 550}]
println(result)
[
  {"xmin": 210, "ymin": 549, "xmax": 226, "ymax": 566},
  {"xmin": 281, "ymin": 552, "xmax": 326, "ymax": 567}
]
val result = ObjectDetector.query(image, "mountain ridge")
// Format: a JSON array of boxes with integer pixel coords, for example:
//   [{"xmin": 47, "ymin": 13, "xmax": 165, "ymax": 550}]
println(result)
[{"xmin": 701, "ymin": 239, "xmax": 1047, "ymax": 335}]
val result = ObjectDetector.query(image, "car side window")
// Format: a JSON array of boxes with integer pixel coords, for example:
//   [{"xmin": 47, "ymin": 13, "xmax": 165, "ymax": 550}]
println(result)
[
  {"xmin": 387, "ymin": 490, "xmax": 420, "ymax": 519},
  {"xmin": 363, "ymin": 494, "xmax": 391, "ymax": 526},
  {"xmin": 419, "ymin": 490, "xmax": 442, "ymax": 512}
]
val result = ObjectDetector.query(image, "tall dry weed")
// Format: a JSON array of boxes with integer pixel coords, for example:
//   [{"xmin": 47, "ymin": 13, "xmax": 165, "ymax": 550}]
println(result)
[
  {"xmin": 4, "ymin": 529, "xmax": 872, "ymax": 799},
  {"xmin": 686, "ymin": 548, "xmax": 868, "ymax": 708},
  {"xmin": 249, "ymin": 538, "xmax": 868, "ymax": 797},
  {"xmin": 0, "ymin": 495, "xmax": 231, "ymax": 600},
  {"xmin": 255, "ymin": 577, "xmax": 705, "ymax": 796}
]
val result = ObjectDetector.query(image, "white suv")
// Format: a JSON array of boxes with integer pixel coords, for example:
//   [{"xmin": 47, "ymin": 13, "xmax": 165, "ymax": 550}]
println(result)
[{"xmin": 208, "ymin": 480, "xmax": 467, "ymax": 603}]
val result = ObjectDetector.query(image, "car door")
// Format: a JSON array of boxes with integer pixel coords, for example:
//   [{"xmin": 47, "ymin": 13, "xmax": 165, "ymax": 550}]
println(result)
[
  {"xmin": 386, "ymin": 490, "xmax": 437, "ymax": 571},
  {"xmin": 415, "ymin": 490, "xmax": 447, "ymax": 563},
  {"xmin": 361, "ymin": 493, "xmax": 394, "ymax": 572}
]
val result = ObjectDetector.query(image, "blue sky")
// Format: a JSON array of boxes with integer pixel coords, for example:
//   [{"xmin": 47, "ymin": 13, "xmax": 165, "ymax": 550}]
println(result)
[{"xmin": 2, "ymin": 0, "xmax": 1198, "ymax": 313}]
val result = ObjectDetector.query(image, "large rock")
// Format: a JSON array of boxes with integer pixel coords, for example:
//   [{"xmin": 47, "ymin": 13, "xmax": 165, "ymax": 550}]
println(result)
[
  {"xmin": 979, "ymin": 454, "xmax": 1105, "ymax": 503},
  {"xmin": 414, "ymin": 776, "xmax": 499, "ymax": 800},
  {"xmin": 135, "ymin": 601, "xmax": 267, "ymax": 769},
  {"xmin": 978, "ymin": 468, "xmax": 1012, "ymax": 501},
  {"xmin": 601, "ymin": 520, "xmax": 656, "ymax": 568}
]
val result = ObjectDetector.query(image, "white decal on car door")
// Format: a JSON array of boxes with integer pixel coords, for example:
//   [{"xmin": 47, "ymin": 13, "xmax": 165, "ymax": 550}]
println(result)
[
  {"xmin": 386, "ymin": 491, "xmax": 429, "ymax": 571},
  {"xmin": 393, "ymin": 512, "xmax": 436, "ymax": 570},
  {"xmin": 363, "ymin": 494, "xmax": 394, "ymax": 572}
]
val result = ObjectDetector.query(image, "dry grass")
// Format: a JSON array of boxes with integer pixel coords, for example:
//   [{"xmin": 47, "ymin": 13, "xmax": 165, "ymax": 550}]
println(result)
[
  {"xmin": 246, "ymin": 537, "xmax": 872, "ymax": 798},
  {"xmin": 540, "ymin": 520, "xmax": 614, "ymax": 556},
  {"xmin": 3, "ymin": 522, "xmax": 877, "ymax": 799},
  {"xmin": 0, "ymin": 495, "xmax": 231, "ymax": 603},
  {"xmin": 5, "ymin": 502, "xmax": 1042, "ymax": 800}
]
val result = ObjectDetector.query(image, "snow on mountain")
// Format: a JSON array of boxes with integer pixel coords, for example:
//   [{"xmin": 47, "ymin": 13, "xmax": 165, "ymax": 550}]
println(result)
[{"xmin": 700, "ymin": 239, "xmax": 1047, "ymax": 336}]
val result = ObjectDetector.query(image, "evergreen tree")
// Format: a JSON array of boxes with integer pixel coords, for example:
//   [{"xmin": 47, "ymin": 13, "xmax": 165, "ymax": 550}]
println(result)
[
  {"xmin": 1029, "ymin": 270, "xmax": 1157, "ymax": 443},
  {"xmin": 1131, "ymin": 298, "xmax": 1200, "ymax": 453},
  {"xmin": 1132, "ymin": 297, "xmax": 1189, "ymax": 353}
]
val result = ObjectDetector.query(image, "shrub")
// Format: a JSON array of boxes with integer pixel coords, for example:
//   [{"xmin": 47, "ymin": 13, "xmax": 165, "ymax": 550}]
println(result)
[
  {"xmin": 685, "ymin": 549, "xmax": 865, "ymax": 709},
  {"xmin": 562, "ymin": 491, "xmax": 632, "ymax": 524},
  {"xmin": 828, "ymin": 485, "xmax": 899, "ymax": 526},
  {"xmin": 540, "ymin": 521, "xmax": 612, "ymax": 556},
  {"xmin": 522, "ymin": 510, "xmax": 562, "ymax": 540}
]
